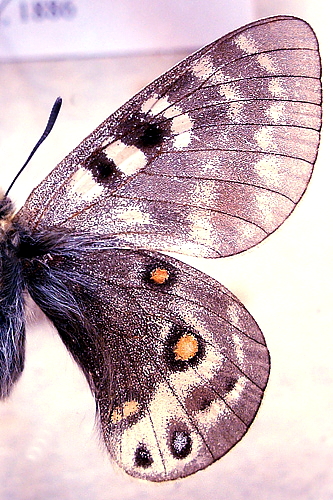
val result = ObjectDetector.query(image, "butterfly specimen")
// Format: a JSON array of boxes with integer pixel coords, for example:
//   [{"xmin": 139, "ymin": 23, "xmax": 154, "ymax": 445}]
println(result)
[{"xmin": 0, "ymin": 15, "xmax": 321, "ymax": 481}]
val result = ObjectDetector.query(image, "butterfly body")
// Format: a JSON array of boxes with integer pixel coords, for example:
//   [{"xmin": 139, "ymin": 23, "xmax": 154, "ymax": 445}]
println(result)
[{"xmin": 0, "ymin": 16, "xmax": 321, "ymax": 481}]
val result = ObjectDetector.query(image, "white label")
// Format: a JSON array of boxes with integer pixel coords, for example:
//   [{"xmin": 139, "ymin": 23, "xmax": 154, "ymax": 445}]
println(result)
[{"xmin": 0, "ymin": 0, "xmax": 252, "ymax": 61}]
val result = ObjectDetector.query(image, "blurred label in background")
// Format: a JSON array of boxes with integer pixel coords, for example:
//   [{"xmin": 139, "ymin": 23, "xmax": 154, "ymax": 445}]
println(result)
[{"xmin": 0, "ymin": 0, "xmax": 253, "ymax": 61}]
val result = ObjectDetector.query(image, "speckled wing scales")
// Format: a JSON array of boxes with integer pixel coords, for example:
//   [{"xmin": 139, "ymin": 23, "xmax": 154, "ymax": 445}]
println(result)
[
  {"xmin": 12, "ymin": 15, "xmax": 321, "ymax": 482},
  {"xmin": 45, "ymin": 248, "xmax": 269, "ymax": 481},
  {"xmin": 17, "ymin": 16, "xmax": 322, "ymax": 258}
]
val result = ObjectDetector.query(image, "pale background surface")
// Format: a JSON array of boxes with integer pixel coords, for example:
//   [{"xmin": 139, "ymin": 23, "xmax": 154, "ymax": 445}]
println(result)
[
  {"xmin": 0, "ymin": 1, "xmax": 332, "ymax": 499},
  {"xmin": 0, "ymin": 0, "xmax": 252, "ymax": 60}
]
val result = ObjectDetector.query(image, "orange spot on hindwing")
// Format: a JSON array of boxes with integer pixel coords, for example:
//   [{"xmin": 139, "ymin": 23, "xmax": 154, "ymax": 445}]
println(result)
[
  {"xmin": 150, "ymin": 267, "xmax": 169, "ymax": 284},
  {"xmin": 111, "ymin": 400, "xmax": 140, "ymax": 423},
  {"xmin": 173, "ymin": 334, "xmax": 199, "ymax": 361}
]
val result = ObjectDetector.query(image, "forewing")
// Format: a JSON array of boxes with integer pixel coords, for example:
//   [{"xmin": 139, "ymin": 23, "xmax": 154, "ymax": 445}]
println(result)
[
  {"xmin": 33, "ymin": 246, "xmax": 269, "ymax": 481},
  {"xmin": 17, "ymin": 16, "xmax": 321, "ymax": 258}
]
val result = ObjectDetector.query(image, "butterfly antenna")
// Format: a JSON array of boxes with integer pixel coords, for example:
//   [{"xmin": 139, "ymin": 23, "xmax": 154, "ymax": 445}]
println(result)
[{"xmin": 5, "ymin": 97, "xmax": 63, "ymax": 197}]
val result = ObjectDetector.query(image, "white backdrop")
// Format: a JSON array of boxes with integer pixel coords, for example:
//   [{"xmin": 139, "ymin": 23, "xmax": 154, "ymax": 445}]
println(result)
[
  {"xmin": 1, "ymin": 0, "xmax": 252, "ymax": 60},
  {"xmin": 0, "ymin": 1, "xmax": 332, "ymax": 499}
]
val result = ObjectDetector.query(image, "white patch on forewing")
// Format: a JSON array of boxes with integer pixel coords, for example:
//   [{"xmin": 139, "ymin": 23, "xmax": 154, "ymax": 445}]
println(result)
[
  {"xmin": 257, "ymin": 53, "xmax": 276, "ymax": 73},
  {"xmin": 140, "ymin": 94, "xmax": 160, "ymax": 113},
  {"xmin": 254, "ymin": 156, "xmax": 280, "ymax": 183},
  {"xmin": 224, "ymin": 376, "xmax": 247, "ymax": 403},
  {"xmin": 188, "ymin": 212, "xmax": 216, "ymax": 249},
  {"xmin": 173, "ymin": 130, "xmax": 192, "ymax": 149},
  {"xmin": 163, "ymin": 104, "xmax": 183, "ymax": 119},
  {"xmin": 68, "ymin": 168, "xmax": 104, "ymax": 201},
  {"xmin": 201, "ymin": 160, "xmax": 219, "ymax": 174},
  {"xmin": 171, "ymin": 113, "xmax": 193, "ymax": 135},
  {"xmin": 151, "ymin": 239, "xmax": 214, "ymax": 258},
  {"xmin": 145, "ymin": 95, "xmax": 174, "ymax": 116},
  {"xmin": 210, "ymin": 69, "xmax": 227, "ymax": 85},
  {"xmin": 227, "ymin": 101, "xmax": 244, "ymax": 121},
  {"xmin": 254, "ymin": 127, "xmax": 276, "ymax": 151},
  {"xmin": 191, "ymin": 55, "xmax": 215, "ymax": 80},
  {"xmin": 227, "ymin": 302, "xmax": 241, "ymax": 327},
  {"xmin": 266, "ymin": 102, "xmax": 285, "ymax": 123},
  {"xmin": 219, "ymin": 83, "xmax": 241, "ymax": 101},
  {"xmin": 104, "ymin": 140, "xmax": 147, "ymax": 176},
  {"xmin": 232, "ymin": 333, "xmax": 245, "ymax": 365},
  {"xmin": 168, "ymin": 112, "xmax": 193, "ymax": 149},
  {"xmin": 190, "ymin": 180, "xmax": 216, "ymax": 206},
  {"xmin": 234, "ymin": 34, "xmax": 258, "ymax": 54},
  {"xmin": 254, "ymin": 191, "xmax": 275, "ymax": 224},
  {"xmin": 114, "ymin": 207, "xmax": 150, "ymax": 225},
  {"xmin": 268, "ymin": 78, "xmax": 286, "ymax": 97}
]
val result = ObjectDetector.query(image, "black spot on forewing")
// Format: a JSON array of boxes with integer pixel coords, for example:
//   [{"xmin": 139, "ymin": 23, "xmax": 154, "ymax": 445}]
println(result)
[
  {"xmin": 135, "ymin": 444, "xmax": 153, "ymax": 468},
  {"xmin": 84, "ymin": 150, "xmax": 122, "ymax": 186},
  {"xmin": 137, "ymin": 123, "xmax": 165, "ymax": 148},
  {"xmin": 118, "ymin": 112, "xmax": 170, "ymax": 151}
]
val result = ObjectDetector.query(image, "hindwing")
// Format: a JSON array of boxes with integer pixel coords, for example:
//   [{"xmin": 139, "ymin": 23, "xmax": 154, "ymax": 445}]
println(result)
[{"xmin": 26, "ymin": 245, "xmax": 269, "ymax": 481}]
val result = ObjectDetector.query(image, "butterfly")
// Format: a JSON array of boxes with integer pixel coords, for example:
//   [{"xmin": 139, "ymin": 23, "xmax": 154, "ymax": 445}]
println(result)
[{"xmin": 0, "ymin": 15, "xmax": 321, "ymax": 481}]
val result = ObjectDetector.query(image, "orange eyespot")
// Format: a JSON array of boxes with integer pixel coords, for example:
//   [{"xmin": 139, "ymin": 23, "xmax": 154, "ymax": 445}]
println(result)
[
  {"xmin": 173, "ymin": 334, "xmax": 199, "ymax": 361},
  {"xmin": 150, "ymin": 267, "xmax": 169, "ymax": 284}
]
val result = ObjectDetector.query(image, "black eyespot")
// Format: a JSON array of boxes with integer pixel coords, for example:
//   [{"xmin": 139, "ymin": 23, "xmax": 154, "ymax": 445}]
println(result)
[
  {"xmin": 137, "ymin": 123, "xmax": 165, "ymax": 148},
  {"xmin": 134, "ymin": 444, "xmax": 153, "ymax": 468},
  {"xmin": 164, "ymin": 325, "xmax": 204, "ymax": 372},
  {"xmin": 170, "ymin": 430, "xmax": 192, "ymax": 459},
  {"xmin": 84, "ymin": 151, "xmax": 121, "ymax": 186}
]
